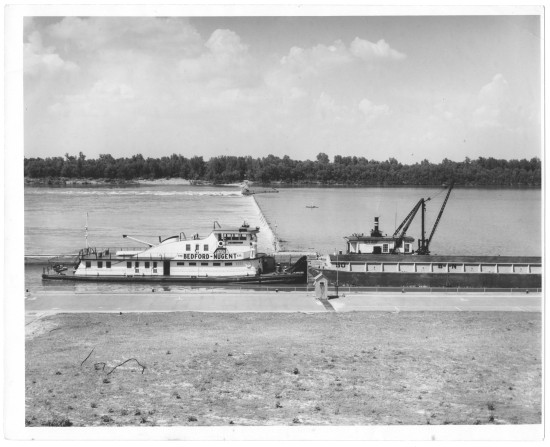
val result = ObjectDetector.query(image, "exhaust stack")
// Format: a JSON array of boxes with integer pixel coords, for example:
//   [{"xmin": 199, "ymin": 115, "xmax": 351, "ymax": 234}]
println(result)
[{"xmin": 371, "ymin": 217, "xmax": 383, "ymax": 237}]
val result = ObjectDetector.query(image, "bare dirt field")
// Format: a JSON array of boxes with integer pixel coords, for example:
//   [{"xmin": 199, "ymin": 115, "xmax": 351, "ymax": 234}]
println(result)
[{"xmin": 25, "ymin": 311, "xmax": 541, "ymax": 426}]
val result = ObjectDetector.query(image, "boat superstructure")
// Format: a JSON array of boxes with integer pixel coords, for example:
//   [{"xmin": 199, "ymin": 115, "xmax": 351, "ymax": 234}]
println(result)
[{"xmin": 345, "ymin": 216, "xmax": 415, "ymax": 254}]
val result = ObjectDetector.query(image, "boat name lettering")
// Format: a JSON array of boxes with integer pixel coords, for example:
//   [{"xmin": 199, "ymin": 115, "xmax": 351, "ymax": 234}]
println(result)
[{"xmin": 183, "ymin": 253, "xmax": 238, "ymax": 260}]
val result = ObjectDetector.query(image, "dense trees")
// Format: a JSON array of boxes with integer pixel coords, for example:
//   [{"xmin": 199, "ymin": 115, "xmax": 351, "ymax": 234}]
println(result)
[{"xmin": 24, "ymin": 153, "xmax": 541, "ymax": 187}]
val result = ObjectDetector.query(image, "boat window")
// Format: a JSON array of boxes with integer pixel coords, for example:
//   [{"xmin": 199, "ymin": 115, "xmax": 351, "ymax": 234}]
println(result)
[
  {"xmin": 127, "ymin": 262, "xmax": 132, "ymax": 268},
  {"xmin": 106, "ymin": 261, "xmax": 111, "ymax": 268},
  {"xmin": 98, "ymin": 261, "xmax": 103, "ymax": 268},
  {"xmin": 204, "ymin": 245, "xmax": 209, "ymax": 251},
  {"xmin": 195, "ymin": 244, "xmax": 199, "ymax": 251},
  {"xmin": 382, "ymin": 244, "xmax": 389, "ymax": 253},
  {"xmin": 201, "ymin": 262, "xmax": 208, "ymax": 266},
  {"xmin": 213, "ymin": 262, "xmax": 221, "ymax": 266},
  {"xmin": 177, "ymin": 262, "xmax": 185, "ymax": 266},
  {"xmin": 189, "ymin": 262, "xmax": 196, "ymax": 266},
  {"xmin": 135, "ymin": 261, "xmax": 140, "ymax": 268},
  {"xmin": 186, "ymin": 244, "xmax": 191, "ymax": 251},
  {"xmin": 225, "ymin": 262, "xmax": 233, "ymax": 266},
  {"xmin": 153, "ymin": 262, "xmax": 157, "ymax": 268},
  {"xmin": 145, "ymin": 261, "xmax": 150, "ymax": 268},
  {"xmin": 85, "ymin": 261, "xmax": 91, "ymax": 268}
]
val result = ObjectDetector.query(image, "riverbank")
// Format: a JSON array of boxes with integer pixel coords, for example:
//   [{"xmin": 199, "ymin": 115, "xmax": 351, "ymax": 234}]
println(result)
[
  {"xmin": 24, "ymin": 177, "xmax": 541, "ymax": 189},
  {"xmin": 25, "ymin": 310, "xmax": 541, "ymax": 427}
]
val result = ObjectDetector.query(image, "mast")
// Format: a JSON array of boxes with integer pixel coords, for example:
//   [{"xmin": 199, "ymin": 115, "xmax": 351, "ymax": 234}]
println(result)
[{"xmin": 85, "ymin": 213, "xmax": 89, "ymax": 249}]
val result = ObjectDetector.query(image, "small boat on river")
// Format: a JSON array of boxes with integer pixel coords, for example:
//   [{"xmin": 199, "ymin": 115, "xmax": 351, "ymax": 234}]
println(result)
[{"xmin": 42, "ymin": 221, "xmax": 307, "ymax": 284}]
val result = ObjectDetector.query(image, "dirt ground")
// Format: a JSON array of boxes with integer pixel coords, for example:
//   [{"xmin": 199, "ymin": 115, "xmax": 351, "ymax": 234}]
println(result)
[{"xmin": 25, "ymin": 311, "xmax": 541, "ymax": 426}]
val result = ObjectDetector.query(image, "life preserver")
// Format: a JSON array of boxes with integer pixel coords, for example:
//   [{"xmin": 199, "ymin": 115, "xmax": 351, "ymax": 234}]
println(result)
[{"xmin": 218, "ymin": 241, "xmax": 224, "ymax": 247}]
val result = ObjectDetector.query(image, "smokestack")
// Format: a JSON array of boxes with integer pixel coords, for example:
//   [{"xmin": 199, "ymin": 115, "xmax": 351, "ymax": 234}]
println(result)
[{"xmin": 371, "ymin": 216, "xmax": 382, "ymax": 237}]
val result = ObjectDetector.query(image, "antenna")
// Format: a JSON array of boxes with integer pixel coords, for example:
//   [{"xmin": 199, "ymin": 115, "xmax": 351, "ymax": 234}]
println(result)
[{"xmin": 85, "ymin": 213, "xmax": 89, "ymax": 249}]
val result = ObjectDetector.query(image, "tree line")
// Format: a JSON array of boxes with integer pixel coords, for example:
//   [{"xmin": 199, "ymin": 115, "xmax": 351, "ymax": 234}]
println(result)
[{"xmin": 24, "ymin": 152, "xmax": 541, "ymax": 187}]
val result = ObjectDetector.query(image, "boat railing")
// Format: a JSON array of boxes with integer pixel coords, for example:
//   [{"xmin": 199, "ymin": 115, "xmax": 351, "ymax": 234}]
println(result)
[{"xmin": 77, "ymin": 247, "xmax": 171, "ymax": 260}]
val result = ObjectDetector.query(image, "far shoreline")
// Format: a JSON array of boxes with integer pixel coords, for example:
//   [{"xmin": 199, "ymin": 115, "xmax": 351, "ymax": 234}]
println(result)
[{"xmin": 24, "ymin": 176, "xmax": 541, "ymax": 190}]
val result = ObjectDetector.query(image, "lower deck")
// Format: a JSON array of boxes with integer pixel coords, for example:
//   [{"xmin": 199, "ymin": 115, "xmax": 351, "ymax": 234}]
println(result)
[{"xmin": 72, "ymin": 257, "xmax": 262, "ymax": 278}]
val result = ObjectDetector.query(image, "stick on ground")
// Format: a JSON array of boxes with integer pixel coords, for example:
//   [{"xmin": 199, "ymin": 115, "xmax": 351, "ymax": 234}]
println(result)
[
  {"xmin": 80, "ymin": 348, "xmax": 95, "ymax": 367},
  {"xmin": 107, "ymin": 358, "xmax": 146, "ymax": 375}
]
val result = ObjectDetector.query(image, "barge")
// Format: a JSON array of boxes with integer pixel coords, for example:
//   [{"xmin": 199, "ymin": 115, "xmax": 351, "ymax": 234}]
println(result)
[
  {"xmin": 309, "ymin": 254, "xmax": 542, "ymax": 288},
  {"xmin": 42, "ymin": 221, "xmax": 307, "ymax": 284},
  {"xmin": 308, "ymin": 183, "xmax": 542, "ymax": 288}
]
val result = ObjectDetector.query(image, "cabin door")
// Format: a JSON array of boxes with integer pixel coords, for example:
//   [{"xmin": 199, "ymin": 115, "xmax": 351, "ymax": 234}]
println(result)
[{"xmin": 163, "ymin": 261, "xmax": 171, "ymax": 276}]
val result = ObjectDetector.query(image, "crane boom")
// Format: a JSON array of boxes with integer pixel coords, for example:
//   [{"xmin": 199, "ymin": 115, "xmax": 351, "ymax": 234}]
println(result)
[
  {"xmin": 122, "ymin": 235, "xmax": 154, "ymax": 247},
  {"xmin": 418, "ymin": 182, "xmax": 454, "ymax": 255},
  {"xmin": 392, "ymin": 199, "xmax": 423, "ymax": 238},
  {"xmin": 391, "ymin": 199, "xmax": 425, "ymax": 253}
]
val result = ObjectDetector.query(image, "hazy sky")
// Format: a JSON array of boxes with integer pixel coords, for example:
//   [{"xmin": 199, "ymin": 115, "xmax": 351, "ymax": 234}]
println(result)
[{"xmin": 24, "ymin": 15, "xmax": 541, "ymax": 162}]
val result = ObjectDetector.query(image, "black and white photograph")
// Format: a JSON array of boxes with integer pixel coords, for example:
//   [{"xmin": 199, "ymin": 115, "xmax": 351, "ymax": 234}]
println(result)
[{"xmin": 4, "ymin": 2, "xmax": 544, "ymax": 443}]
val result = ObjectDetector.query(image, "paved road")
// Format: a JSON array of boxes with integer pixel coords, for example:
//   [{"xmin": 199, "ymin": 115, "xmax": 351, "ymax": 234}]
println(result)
[
  {"xmin": 25, "ymin": 290, "xmax": 541, "ymax": 317},
  {"xmin": 330, "ymin": 292, "xmax": 541, "ymax": 312}
]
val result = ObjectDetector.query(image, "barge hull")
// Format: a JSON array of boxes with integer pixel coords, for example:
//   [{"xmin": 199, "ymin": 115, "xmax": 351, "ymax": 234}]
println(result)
[{"xmin": 309, "ymin": 269, "xmax": 541, "ymax": 289}]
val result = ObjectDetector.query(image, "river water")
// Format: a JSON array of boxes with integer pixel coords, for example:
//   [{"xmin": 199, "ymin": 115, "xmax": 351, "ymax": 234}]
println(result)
[{"xmin": 24, "ymin": 184, "xmax": 541, "ymax": 291}]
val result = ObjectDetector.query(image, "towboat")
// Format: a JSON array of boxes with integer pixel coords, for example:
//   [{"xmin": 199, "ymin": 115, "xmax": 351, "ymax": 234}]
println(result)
[{"xmin": 42, "ymin": 221, "xmax": 307, "ymax": 284}]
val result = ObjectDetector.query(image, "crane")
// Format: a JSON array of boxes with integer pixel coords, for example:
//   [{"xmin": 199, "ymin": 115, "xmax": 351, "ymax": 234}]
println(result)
[
  {"xmin": 417, "ymin": 182, "xmax": 454, "ymax": 255},
  {"xmin": 391, "ymin": 198, "xmax": 429, "ymax": 253}
]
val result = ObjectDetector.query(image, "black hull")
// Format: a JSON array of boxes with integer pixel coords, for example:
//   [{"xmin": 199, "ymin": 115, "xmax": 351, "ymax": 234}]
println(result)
[
  {"xmin": 42, "ymin": 272, "xmax": 306, "ymax": 285},
  {"xmin": 309, "ymin": 269, "xmax": 541, "ymax": 289}
]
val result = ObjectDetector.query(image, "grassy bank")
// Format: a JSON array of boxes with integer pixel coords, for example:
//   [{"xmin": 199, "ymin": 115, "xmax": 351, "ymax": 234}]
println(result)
[{"xmin": 25, "ymin": 311, "xmax": 541, "ymax": 426}]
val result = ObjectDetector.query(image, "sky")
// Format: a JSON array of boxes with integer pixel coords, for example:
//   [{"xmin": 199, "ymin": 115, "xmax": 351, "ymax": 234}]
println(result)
[{"xmin": 23, "ymin": 14, "xmax": 542, "ymax": 163}]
